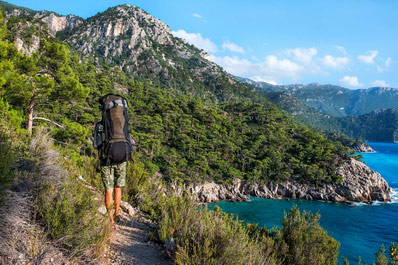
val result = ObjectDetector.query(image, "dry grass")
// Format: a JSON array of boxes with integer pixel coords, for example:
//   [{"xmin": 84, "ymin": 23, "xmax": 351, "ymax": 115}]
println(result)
[
  {"xmin": 0, "ymin": 191, "xmax": 71, "ymax": 264},
  {"xmin": 29, "ymin": 127, "xmax": 109, "ymax": 260}
]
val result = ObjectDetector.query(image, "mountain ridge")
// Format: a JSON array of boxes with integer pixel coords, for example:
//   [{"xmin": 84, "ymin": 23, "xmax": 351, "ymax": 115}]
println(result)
[{"xmin": 240, "ymin": 77, "xmax": 398, "ymax": 116}]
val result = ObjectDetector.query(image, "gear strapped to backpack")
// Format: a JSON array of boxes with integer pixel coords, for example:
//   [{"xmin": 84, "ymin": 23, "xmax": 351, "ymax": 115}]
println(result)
[{"xmin": 93, "ymin": 94, "xmax": 136, "ymax": 165}]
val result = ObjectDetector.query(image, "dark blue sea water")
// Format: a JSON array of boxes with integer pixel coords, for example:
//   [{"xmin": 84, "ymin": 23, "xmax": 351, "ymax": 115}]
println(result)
[{"xmin": 211, "ymin": 142, "xmax": 398, "ymax": 264}]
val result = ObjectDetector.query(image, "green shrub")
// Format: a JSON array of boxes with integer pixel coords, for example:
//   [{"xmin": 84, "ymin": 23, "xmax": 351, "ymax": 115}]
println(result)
[
  {"xmin": 123, "ymin": 161, "xmax": 340, "ymax": 265},
  {"xmin": 36, "ymin": 175, "xmax": 109, "ymax": 255},
  {"xmin": 278, "ymin": 205, "xmax": 339, "ymax": 265},
  {"xmin": 171, "ymin": 205, "xmax": 278, "ymax": 265},
  {"xmin": 371, "ymin": 243, "xmax": 398, "ymax": 265},
  {"xmin": 0, "ymin": 97, "xmax": 27, "ymax": 205},
  {"xmin": 0, "ymin": 144, "xmax": 16, "ymax": 205}
]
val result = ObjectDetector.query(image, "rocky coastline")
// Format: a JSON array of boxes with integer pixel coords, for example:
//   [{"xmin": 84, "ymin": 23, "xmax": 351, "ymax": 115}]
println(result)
[
  {"xmin": 172, "ymin": 158, "xmax": 391, "ymax": 204},
  {"xmin": 351, "ymin": 143, "xmax": 375, "ymax": 153}
]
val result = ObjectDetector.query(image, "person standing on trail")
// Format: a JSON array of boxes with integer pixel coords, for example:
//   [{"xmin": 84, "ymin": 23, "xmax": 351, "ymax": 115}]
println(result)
[{"xmin": 93, "ymin": 94, "xmax": 136, "ymax": 227}]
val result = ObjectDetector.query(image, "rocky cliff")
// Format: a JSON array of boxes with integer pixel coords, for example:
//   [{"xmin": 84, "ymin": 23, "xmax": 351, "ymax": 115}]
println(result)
[
  {"xmin": 60, "ymin": 5, "xmax": 223, "ymax": 84},
  {"xmin": 174, "ymin": 158, "xmax": 391, "ymax": 204},
  {"xmin": 351, "ymin": 143, "xmax": 375, "ymax": 153},
  {"xmin": 3, "ymin": 8, "xmax": 82, "ymax": 55},
  {"xmin": 34, "ymin": 11, "xmax": 82, "ymax": 35}
]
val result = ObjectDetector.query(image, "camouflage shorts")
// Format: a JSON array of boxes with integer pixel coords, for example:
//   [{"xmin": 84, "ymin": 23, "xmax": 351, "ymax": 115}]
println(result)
[{"xmin": 101, "ymin": 161, "xmax": 127, "ymax": 190}]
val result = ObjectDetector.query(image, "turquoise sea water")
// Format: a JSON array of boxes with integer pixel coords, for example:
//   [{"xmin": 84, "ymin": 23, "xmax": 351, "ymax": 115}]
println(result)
[{"xmin": 211, "ymin": 142, "xmax": 398, "ymax": 264}]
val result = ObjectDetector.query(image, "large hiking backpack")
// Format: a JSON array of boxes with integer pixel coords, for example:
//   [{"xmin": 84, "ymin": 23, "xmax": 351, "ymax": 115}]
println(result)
[{"xmin": 93, "ymin": 94, "xmax": 136, "ymax": 165}]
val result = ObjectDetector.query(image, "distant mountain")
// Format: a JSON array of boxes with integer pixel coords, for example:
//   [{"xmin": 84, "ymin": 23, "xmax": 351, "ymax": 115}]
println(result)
[
  {"xmin": 260, "ymin": 90, "xmax": 342, "ymax": 132},
  {"xmin": 239, "ymin": 77, "xmax": 398, "ymax": 117},
  {"xmin": 239, "ymin": 78, "xmax": 398, "ymax": 142},
  {"xmin": 289, "ymin": 84, "xmax": 398, "ymax": 117},
  {"xmin": 339, "ymin": 108, "xmax": 398, "ymax": 143},
  {"xmin": 3, "ymin": 3, "xmax": 271, "ymax": 105}
]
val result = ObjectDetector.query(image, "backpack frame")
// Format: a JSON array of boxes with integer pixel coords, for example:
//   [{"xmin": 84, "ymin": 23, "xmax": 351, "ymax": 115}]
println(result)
[{"xmin": 93, "ymin": 94, "xmax": 136, "ymax": 165}]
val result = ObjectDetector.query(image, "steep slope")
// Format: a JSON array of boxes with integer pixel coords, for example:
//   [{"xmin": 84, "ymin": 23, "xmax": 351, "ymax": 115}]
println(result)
[
  {"xmin": 0, "ymin": 0, "xmax": 82, "ymax": 35},
  {"xmin": 0, "ymin": 3, "xmax": 394, "ymax": 264},
  {"xmin": 261, "ymin": 90, "xmax": 342, "ymax": 132},
  {"xmin": 59, "ymin": 5, "xmax": 252, "ymax": 102},
  {"xmin": 287, "ymin": 83, "xmax": 352, "ymax": 116}
]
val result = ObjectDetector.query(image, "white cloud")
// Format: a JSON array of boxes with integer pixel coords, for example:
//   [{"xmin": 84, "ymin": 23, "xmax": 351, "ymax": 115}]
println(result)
[
  {"xmin": 385, "ymin": 57, "xmax": 392, "ymax": 68},
  {"xmin": 339, "ymin": 76, "xmax": 364, "ymax": 88},
  {"xmin": 376, "ymin": 65, "xmax": 384, "ymax": 73},
  {"xmin": 336, "ymin": 46, "xmax": 347, "ymax": 54},
  {"xmin": 322, "ymin": 55, "xmax": 349, "ymax": 68},
  {"xmin": 172, "ymin": 29, "xmax": 217, "ymax": 53},
  {"xmin": 358, "ymin": 50, "xmax": 378, "ymax": 64},
  {"xmin": 193, "ymin": 13, "xmax": 202, "ymax": 19},
  {"xmin": 372, "ymin": 80, "xmax": 389, "ymax": 87},
  {"xmin": 286, "ymin": 48, "xmax": 317, "ymax": 64},
  {"xmin": 251, "ymin": 55, "xmax": 259, "ymax": 61},
  {"xmin": 222, "ymin": 41, "xmax": 245, "ymax": 54},
  {"xmin": 251, "ymin": 76, "xmax": 278, "ymax": 85},
  {"xmin": 212, "ymin": 55, "xmax": 304, "ymax": 83}
]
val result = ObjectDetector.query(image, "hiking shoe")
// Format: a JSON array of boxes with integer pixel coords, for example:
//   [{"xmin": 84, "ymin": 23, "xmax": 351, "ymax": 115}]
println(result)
[{"xmin": 114, "ymin": 215, "xmax": 121, "ymax": 224}]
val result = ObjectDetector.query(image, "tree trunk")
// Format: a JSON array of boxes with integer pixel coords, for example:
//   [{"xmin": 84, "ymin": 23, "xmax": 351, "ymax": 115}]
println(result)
[{"xmin": 27, "ymin": 94, "xmax": 34, "ymax": 135}]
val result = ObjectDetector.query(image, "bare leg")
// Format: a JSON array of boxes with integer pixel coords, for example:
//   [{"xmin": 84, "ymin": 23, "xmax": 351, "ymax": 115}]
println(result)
[
  {"xmin": 114, "ymin": 187, "xmax": 122, "ymax": 218},
  {"xmin": 105, "ymin": 188, "xmax": 114, "ymax": 224}
]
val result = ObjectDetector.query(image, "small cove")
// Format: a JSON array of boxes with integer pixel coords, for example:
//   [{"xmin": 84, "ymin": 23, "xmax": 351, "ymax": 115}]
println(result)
[{"xmin": 210, "ymin": 142, "xmax": 398, "ymax": 264}]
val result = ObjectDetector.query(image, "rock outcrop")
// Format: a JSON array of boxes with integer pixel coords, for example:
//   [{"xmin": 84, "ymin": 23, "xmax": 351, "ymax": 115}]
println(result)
[
  {"xmin": 34, "ymin": 12, "xmax": 82, "ymax": 35},
  {"xmin": 351, "ymin": 143, "xmax": 375, "ymax": 153},
  {"xmin": 175, "ymin": 158, "xmax": 391, "ymax": 204},
  {"xmin": 172, "ymin": 178, "xmax": 250, "ymax": 203}
]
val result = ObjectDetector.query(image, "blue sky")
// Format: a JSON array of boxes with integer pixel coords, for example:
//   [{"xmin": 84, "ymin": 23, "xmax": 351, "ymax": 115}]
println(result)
[{"xmin": 5, "ymin": 0, "xmax": 398, "ymax": 88}]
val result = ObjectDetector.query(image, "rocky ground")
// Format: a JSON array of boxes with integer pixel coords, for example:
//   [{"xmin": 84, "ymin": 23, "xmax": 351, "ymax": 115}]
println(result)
[
  {"xmin": 0, "ymin": 190, "xmax": 74, "ymax": 265},
  {"xmin": 101, "ymin": 211, "xmax": 173, "ymax": 265}
]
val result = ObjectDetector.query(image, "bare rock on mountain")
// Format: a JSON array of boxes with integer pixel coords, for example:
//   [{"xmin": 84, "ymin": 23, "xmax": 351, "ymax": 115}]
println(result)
[
  {"xmin": 351, "ymin": 143, "xmax": 375, "ymax": 153},
  {"xmin": 60, "ymin": 5, "xmax": 225, "ymax": 84},
  {"xmin": 335, "ymin": 158, "xmax": 390, "ymax": 202},
  {"xmin": 34, "ymin": 12, "xmax": 82, "ymax": 35}
]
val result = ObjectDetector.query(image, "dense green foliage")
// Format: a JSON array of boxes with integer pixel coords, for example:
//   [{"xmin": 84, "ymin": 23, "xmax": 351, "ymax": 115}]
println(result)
[
  {"xmin": 127, "ymin": 84, "xmax": 349, "ymax": 184},
  {"xmin": 279, "ymin": 206, "xmax": 339, "ymax": 264},
  {"xmin": 339, "ymin": 109, "xmax": 398, "ymax": 142},
  {"xmin": 0, "ymin": 97, "xmax": 26, "ymax": 204},
  {"xmin": 0, "ymin": 11, "xmax": 108, "ymax": 257}
]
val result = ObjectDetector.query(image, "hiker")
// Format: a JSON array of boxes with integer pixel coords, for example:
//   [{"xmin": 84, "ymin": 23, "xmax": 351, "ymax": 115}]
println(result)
[{"xmin": 93, "ymin": 94, "xmax": 136, "ymax": 227}]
